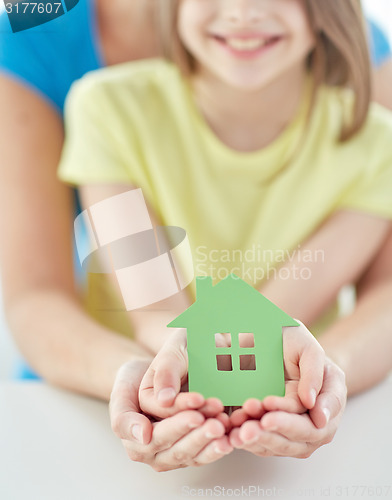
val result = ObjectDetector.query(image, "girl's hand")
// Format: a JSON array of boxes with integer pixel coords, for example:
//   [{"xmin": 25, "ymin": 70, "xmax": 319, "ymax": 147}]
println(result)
[
  {"xmin": 231, "ymin": 320, "xmax": 325, "ymax": 429},
  {"xmin": 110, "ymin": 358, "xmax": 232, "ymax": 472},
  {"xmin": 229, "ymin": 322, "xmax": 347, "ymax": 458},
  {"xmin": 138, "ymin": 329, "xmax": 226, "ymax": 420}
]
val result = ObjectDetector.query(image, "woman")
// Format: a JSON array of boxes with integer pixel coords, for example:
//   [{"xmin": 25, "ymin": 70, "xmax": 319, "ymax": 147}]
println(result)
[{"xmin": 0, "ymin": 0, "xmax": 161, "ymax": 386}]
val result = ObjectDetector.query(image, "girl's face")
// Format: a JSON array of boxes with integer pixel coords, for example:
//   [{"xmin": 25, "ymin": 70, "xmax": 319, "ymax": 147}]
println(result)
[{"xmin": 178, "ymin": 0, "xmax": 316, "ymax": 91}]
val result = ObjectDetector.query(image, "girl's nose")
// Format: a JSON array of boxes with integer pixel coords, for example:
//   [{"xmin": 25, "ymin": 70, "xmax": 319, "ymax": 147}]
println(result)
[{"xmin": 222, "ymin": 0, "xmax": 267, "ymax": 26}]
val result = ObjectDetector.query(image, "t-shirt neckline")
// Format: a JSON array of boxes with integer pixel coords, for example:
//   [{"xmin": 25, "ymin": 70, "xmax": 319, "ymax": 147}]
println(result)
[{"xmin": 181, "ymin": 68, "xmax": 312, "ymax": 180}]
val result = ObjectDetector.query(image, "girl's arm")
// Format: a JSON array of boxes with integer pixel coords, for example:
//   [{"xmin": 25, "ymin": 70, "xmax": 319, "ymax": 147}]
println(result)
[
  {"xmin": 318, "ymin": 228, "xmax": 392, "ymax": 396},
  {"xmin": 261, "ymin": 210, "xmax": 391, "ymax": 326},
  {"xmin": 0, "ymin": 76, "xmax": 154, "ymax": 400},
  {"xmin": 78, "ymin": 184, "xmax": 192, "ymax": 355}
]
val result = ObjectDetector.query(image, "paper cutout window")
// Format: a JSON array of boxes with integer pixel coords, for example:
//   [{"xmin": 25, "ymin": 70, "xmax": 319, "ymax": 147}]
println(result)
[{"xmin": 215, "ymin": 332, "xmax": 256, "ymax": 372}]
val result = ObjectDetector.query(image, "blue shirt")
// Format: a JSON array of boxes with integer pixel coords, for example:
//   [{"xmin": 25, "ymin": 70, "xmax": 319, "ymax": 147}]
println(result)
[
  {"xmin": 0, "ymin": 0, "xmax": 104, "ymax": 379},
  {"xmin": 0, "ymin": 0, "xmax": 104, "ymax": 114},
  {"xmin": 368, "ymin": 19, "xmax": 392, "ymax": 67}
]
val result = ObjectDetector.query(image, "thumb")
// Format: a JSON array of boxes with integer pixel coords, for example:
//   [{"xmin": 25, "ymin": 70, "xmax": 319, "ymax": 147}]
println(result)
[
  {"xmin": 297, "ymin": 338, "xmax": 325, "ymax": 410},
  {"xmin": 153, "ymin": 329, "xmax": 189, "ymax": 407},
  {"xmin": 284, "ymin": 321, "xmax": 325, "ymax": 410}
]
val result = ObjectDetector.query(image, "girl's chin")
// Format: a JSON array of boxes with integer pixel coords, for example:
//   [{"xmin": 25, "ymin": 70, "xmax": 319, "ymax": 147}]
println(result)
[
  {"xmin": 195, "ymin": 63, "xmax": 279, "ymax": 92},
  {"xmin": 218, "ymin": 73, "xmax": 275, "ymax": 92}
]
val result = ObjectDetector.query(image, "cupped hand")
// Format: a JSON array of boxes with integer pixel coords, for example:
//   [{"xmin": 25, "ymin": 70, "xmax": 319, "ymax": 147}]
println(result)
[
  {"xmin": 229, "ymin": 322, "xmax": 347, "ymax": 458},
  {"xmin": 110, "ymin": 357, "xmax": 233, "ymax": 472}
]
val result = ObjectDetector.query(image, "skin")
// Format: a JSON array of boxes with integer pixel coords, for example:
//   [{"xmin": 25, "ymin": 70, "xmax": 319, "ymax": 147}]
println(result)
[
  {"xmin": 373, "ymin": 58, "xmax": 392, "ymax": 111},
  {"xmin": 1, "ymin": 0, "xmax": 391, "ymax": 471},
  {"xmin": 179, "ymin": 0, "xmax": 316, "ymax": 151}
]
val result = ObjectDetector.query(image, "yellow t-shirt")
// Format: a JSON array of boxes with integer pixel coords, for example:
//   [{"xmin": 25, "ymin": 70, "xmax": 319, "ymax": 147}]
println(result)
[{"xmin": 58, "ymin": 59, "xmax": 392, "ymax": 336}]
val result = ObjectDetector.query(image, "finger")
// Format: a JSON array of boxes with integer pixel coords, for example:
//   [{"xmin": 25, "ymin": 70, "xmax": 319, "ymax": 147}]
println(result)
[
  {"xmin": 262, "ymin": 381, "xmax": 307, "ymax": 414},
  {"xmin": 241, "ymin": 399, "xmax": 265, "ymax": 418},
  {"xmin": 231, "ymin": 421, "xmax": 273, "ymax": 456},
  {"xmin": 309, "ymin": 360, "xmax": 347, "ymax": 429},
  {"xmin": 285, "ymin": 321, "xmax": 325, "ymax": 410},
  {"xmin": 152, "ymin": 331, "xmax": 189, "ymax": 406},
  {"xmin": 260, "ymin": 411, "xmax": 321, "ymax": 443},
  {"xmin": 140, "ymin": 390, "xmax": 222, "ymax": 421},
  {"xmin": 262, "ymin": 396, "xmax": 300, "ymax": 413},
  {"xmin": 239, "ymin": 426, "xmax": 311, "ymax": 458},
  {"xmin": 109, "ymin": 360, "xmax": 153, "ymax": 444},
  {"xmin": 193, "ymin": 436, "xmax": 233, "ymax": 465},
  {"xmin": 198, "ymin": 398, "xmax": 224, "ymax": 417},
  {"xmin": 123, "ymin": 410, "xmax": 208, "ymax": 469},
  {"xmin": 216, "ymin": 412, "xmax": 232, "ymax": 433},
  {"xmin": 238, "ymin": 420, "xmax": 264, "ymax": 446},
  {"xmin": 172, "ymin": 391, "xmax": 206, "ymax": 410},
  {"xmin": 139, "ymin": 330, "xmax": 191, "ymax": 417},
  {"xmin": 230, "ymin": 408, "xmax": 250, "ymax": 428},
  {"xmin": 155, "ymin": 418, "xmax": 226, "ymax": 467},
  {"xmin": 160, "ymin": 394, "xmax": 224, "ymax": 419},
  {"xmin": 148, "ymin": 410, "xmax": 206, "ymax": 451},
  {"xmin": 298, "ymin": 343, "xmax": 325, "ymax": 409},
  {"xmin": 229, "ymin": 427, "xmax": 243, "ymax": 448}
]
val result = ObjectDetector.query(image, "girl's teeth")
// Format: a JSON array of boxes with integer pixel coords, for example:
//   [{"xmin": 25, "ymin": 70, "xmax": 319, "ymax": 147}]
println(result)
[{"xmin": 225, "ymin": 38, "xmax": 267, "ymax": 51}]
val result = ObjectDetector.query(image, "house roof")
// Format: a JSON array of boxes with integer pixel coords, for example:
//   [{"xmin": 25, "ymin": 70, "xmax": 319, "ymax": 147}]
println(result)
[{"xmin": 167, "ymin": 274, "xmax": 299, "ymax": 331}]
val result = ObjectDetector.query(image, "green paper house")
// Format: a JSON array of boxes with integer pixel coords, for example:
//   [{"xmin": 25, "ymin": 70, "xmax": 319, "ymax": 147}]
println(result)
[{"xmin": 167, "ymin": 274, "xmax": 299, "ymax": 406}]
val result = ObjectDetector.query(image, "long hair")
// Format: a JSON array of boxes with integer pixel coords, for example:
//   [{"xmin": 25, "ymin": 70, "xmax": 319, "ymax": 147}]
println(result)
[{"xmin": 156, "ymin": 0, "xmax": 371, "ymax": 142}]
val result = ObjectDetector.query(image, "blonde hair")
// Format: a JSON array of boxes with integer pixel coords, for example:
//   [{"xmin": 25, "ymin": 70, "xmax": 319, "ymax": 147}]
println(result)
[{"xmin": 157, "ymin": 0, "xmax": 371, "ymax": 142}]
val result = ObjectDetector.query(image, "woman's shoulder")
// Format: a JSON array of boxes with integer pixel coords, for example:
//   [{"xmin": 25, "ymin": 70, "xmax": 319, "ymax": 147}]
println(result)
[{"xmin": 0, "ymin": 0, "xmax": 101, "ymax": 112}]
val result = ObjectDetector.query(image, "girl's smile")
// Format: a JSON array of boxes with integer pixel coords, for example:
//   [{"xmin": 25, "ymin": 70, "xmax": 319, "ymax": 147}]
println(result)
[
  {"xmin": 210, "ymin": 32, "xmax": 284, "ymax": 60},
  {"xmin": 178, "ymin": 0, "xmax": 315, "ymax": 91}
]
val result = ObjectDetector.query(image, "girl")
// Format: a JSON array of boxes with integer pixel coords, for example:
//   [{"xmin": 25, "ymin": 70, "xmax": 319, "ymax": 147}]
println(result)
[{"xmin": 58, "ymin": 0, "xmax": 391, "ymax": 469}]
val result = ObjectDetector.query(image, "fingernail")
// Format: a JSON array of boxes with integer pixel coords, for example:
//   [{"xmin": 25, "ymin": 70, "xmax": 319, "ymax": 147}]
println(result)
[
  {"xmin": 157, "ymin": 388, "xmax": 176, "ymax": 403},
  {"xmin": 322, "ymin": 408, "xmax": 330, "ymax": 424},
  {"xmin": 310, "ymin": 389, "xmax": 317, "ymax": 406},
  {"xmin": 214, "ymin": 445, "xmax": 231, "ymax": 455},
  {"xmin": 206, "ymin": 431, "xmax": 222, "ymax": 439},
  {"xmin": 131, "ymin": 424, "xmax": 143, "ymax": 443}
]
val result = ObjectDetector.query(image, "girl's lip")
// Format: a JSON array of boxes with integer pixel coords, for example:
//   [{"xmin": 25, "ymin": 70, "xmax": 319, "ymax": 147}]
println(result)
[
  {"xmin": 213, "ymin": 32, "xmax": 283, "ymax": 40},
  {"xmin": 210, "ymin": 33, "xmax": 284, "ymax": 59}
]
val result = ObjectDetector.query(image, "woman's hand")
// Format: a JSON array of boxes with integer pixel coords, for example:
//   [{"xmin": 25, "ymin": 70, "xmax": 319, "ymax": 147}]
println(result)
[
  {"xmin": 110, "ymin": 356, "xmax": 233, "ymax": 472},
  {"xmin": 229, "ymin": 322, "xmax": 347, "ymax": 458}
]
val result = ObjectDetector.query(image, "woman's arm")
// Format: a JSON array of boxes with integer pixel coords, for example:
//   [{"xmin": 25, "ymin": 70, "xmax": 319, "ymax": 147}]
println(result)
[
  {"xmin": 372, "ymin": 58, "xmax": 392, "ymax": 110},
  {"xmin": 0, "ymin": 76, "xmax": 153, "ymax": 400},
  {"xmin": 318, "ymin": 228, "xmax": 392, "ymax": 396}
]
